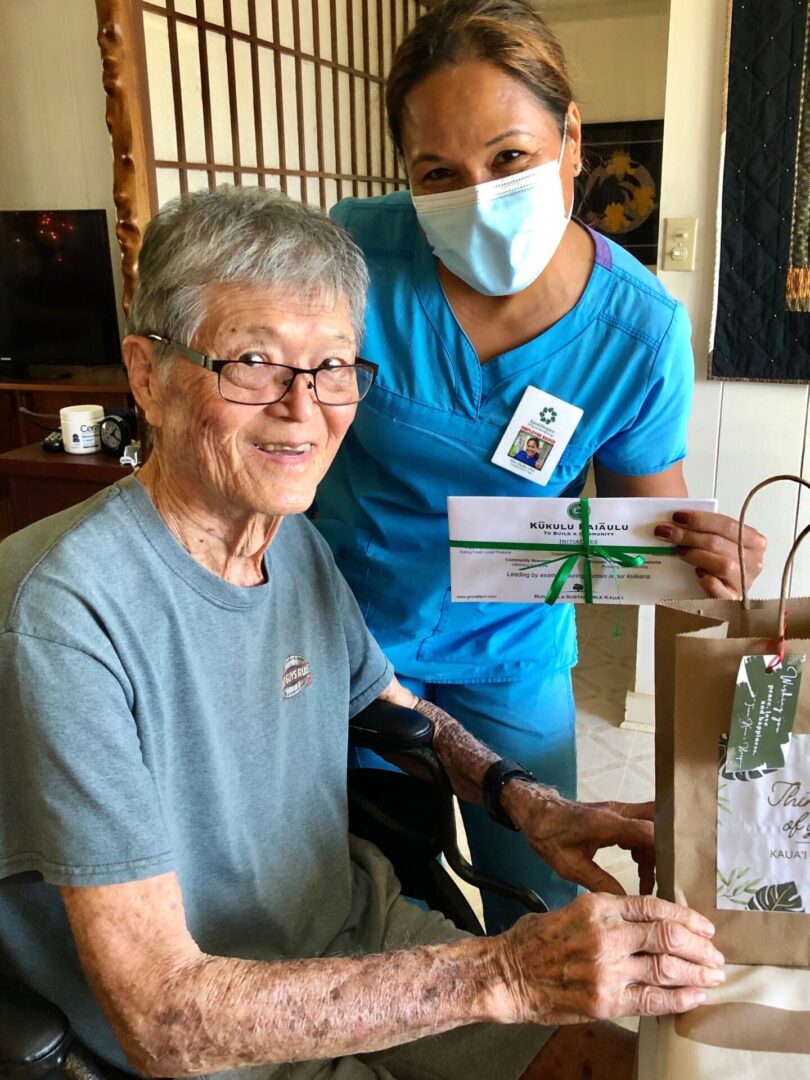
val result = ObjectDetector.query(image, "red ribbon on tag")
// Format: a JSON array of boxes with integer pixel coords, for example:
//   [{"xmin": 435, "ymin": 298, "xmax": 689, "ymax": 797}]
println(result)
[{"xmin": 765, "ymin": 609, "xmax": 788, "ymax": 672}]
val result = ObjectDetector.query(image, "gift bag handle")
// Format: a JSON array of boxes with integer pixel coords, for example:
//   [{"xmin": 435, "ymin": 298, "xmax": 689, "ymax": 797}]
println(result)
[{"xmin": 738, "ymin": 475, "xmax": 810, "ymax": 641}]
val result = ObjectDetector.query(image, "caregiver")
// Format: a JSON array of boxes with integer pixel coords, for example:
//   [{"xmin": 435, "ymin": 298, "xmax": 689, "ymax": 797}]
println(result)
[{"xmin": 315, "ymin": 0, "xmax": 765, "ymax": 931}]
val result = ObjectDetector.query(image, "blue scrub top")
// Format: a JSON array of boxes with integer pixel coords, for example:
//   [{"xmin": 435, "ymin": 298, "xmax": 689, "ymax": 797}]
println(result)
[
  {"xmin": 514, "ymin": 449, "xmax": 542, "ymax": 467},
  {"xmin": 316, "ymin": 191, "xmax": 694, "ymax": 683}
]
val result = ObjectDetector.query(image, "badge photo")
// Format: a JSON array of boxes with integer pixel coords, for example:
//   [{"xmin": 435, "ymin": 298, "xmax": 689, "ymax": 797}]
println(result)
[{"xmin": 491, "ymin": 386, "xmax": 583, "ymax": 486}]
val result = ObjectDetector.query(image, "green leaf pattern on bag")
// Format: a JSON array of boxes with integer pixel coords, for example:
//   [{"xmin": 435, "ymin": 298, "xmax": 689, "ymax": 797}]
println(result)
[
  {"xmin": 718, "ymin": 735, "xmax": 778, "ymax": 783},
  {"xmin": 716, "ymin": 733, "xmax": 810, "ymax": 914},
  {"xmin": 717, "ymin": 866, "xmax": 764, "ymax": 905},
  {"xmin": 746, "ymin": 881, "xmax": 806, "ymax": 913},
  {"xmin": 717, "ymin": 782, "xmax": 731, "ymax": 823}
]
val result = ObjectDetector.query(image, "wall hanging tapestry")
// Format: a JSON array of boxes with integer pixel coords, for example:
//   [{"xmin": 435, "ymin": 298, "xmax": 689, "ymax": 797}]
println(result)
[{"xmin": 710, "ymin": 0, "xmax": 810, "ymax": 381}]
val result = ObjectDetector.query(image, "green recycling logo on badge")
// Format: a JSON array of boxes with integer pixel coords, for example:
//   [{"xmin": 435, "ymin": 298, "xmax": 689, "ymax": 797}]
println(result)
[
  {"xmin": 538, "ymin": 407, "xmax": 557, "ymax": 424},
  {"xmin": 567, "ymin": 501, "xmax": 583, "ymax": 521}
]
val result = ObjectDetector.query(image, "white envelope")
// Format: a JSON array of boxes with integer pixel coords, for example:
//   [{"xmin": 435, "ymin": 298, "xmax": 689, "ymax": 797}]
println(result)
[{"xmin": 448, "ymin": 495, "xmax": 718, "ymax": 605}]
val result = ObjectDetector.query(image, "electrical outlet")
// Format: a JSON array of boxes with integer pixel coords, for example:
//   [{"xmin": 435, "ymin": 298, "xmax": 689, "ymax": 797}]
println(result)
[{"xmin": 662, "ymin": 217, "xmax": 698, "ymax": 272}]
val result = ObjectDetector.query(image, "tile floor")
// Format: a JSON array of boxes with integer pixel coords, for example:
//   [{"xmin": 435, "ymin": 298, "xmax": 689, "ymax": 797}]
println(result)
[
  {"xmin": 450, "ymin": 606, "xmax": 649, "ymax": 1034},
  {"xmin": 574, "ymin": 605, "xmax": 648, "ymax": 1033},
  {"xmin": 574, "ymin": 605, "xmax": 653, "ymax": 895},
  {"xmin": 453, "ymin": 604, "xmax": 651, "ymax": 911}
]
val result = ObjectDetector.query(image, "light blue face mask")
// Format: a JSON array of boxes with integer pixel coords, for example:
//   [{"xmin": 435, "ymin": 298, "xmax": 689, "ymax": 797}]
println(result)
[{"xmin": 411, "ymin": 120, "xmax": 572, "ymax": 297}]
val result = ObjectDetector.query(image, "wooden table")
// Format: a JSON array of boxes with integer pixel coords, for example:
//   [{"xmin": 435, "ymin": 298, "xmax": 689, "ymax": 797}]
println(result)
[
  {"xmin": 0, "ymin": 443, "xmax": 130, "ymax": 533},
  {"xmin": 0, "ymin": 368, "xmax": 132, "ymax": 453}
]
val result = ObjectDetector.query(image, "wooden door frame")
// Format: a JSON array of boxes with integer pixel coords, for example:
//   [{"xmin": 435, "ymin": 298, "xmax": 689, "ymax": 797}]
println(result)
[{"xmin": 96, "ymin": 0, "xmax": 158, "ymax": 314}]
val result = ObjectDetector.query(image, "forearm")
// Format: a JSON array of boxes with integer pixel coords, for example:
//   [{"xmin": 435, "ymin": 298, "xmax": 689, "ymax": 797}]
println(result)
[
  {"xmin": 109, "ymin": 935, "xmax": 504, "ymax": 1076},
  {"xmin": 412, "ymin": 696, "xmax": 499, "ymax": 804},
  {"xmin": 376, "ymin": 680, "xmax": 559, "ymax": 808}
]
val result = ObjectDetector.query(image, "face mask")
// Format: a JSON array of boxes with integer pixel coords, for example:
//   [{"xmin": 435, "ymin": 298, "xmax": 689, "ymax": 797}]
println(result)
[{"xmin": 411, "ymin": 120, "xmax": 572, "ymax": 297}]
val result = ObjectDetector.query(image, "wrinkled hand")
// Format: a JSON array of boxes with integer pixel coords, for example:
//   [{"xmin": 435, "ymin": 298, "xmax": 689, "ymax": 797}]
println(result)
[
  {"xmin": 501, "ymin": 783, "xmax": 655, "ymax": 894},
  {"xmin": 491, "ymin": 892, "xmax": 724, "ymax": 1026},
  {"xmin": 654, "ymin": 510, "xmax": 766, "ymax": 600}
]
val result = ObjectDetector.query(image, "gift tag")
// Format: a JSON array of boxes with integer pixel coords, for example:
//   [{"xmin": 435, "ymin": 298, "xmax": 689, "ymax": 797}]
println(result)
[
  {"xmin": 726, "ymin": 654, "xmax": 805, "ymax": 772},
  {"xmin": 491, "ymin": 386, "xmax": 583, "ymax": 487}
]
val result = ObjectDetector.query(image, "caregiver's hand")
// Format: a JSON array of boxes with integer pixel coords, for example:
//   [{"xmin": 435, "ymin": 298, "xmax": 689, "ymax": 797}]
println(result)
[
  {"xmin": 654, "ymin": 510, "xmax": 766, "ymax": 600},
  {"xmin": 500, "ymin": 784, "xmax": 656, "ymax": 895}
]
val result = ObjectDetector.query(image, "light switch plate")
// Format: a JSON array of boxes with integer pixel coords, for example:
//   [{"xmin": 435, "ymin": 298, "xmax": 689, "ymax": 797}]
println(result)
[{"xmin": 662, "ymin": 216, "xmax": 698, "ymax": 272}]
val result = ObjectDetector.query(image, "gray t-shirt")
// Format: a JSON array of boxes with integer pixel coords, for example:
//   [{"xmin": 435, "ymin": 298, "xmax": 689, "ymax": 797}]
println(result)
[{"xmin": 0, "ymin": 476, "xmax": 393, "ymax": 1070}]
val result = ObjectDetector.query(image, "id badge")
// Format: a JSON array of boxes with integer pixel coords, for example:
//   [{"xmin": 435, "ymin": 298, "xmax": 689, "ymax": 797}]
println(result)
[{"xmin": 491, "ymin": 386, "xmax": 583, "ymax": 487}]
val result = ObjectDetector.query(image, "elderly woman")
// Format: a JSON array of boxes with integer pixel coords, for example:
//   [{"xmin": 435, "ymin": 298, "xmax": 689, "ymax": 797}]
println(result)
[
  {"xmin": 315, "ymin": 0, "xmax": 767, "ymax": 932},
  {"xmin": 0, "ymin": 187, "xmax": 723, "ymax": 1080}
]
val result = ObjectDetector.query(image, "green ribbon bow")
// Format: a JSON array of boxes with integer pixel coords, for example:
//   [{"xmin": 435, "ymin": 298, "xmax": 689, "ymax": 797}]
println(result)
[{"xmin": 450, "ymin": 497, "xmax": 677, "ymax": 604}]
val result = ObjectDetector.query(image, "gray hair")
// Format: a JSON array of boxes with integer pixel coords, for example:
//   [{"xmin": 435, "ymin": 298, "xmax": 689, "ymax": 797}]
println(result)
[{"xmin": 127, "ymin": 185, "xmax": 368, "ymax": 351}]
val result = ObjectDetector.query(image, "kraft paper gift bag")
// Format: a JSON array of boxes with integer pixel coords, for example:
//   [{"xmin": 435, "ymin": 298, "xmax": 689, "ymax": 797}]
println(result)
[
  {"xmin": 655, "ymin": 476, "xmax": 810, "ymax": 971},
  {"xmin": 637, "ymin": 965, "xmax": 810, "ymax": 1075}
]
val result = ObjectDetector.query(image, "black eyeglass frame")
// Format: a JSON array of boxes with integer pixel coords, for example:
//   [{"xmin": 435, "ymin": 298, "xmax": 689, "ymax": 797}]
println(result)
[{"xmin": 145, "ymin": 334, "xmax": 378, "ymax": 407}]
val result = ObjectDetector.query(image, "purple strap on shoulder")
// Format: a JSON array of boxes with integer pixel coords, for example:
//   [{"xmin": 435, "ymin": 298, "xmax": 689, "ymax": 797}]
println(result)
[{"xmin": 578, "ymin": 220, "xmax": 612, "ymax": 270}]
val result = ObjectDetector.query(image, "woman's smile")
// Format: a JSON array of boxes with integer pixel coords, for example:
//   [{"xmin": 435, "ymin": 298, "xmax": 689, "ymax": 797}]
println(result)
[{"xmin": 250, "ymin": 441, "xmax": 316, "ymax": 464}]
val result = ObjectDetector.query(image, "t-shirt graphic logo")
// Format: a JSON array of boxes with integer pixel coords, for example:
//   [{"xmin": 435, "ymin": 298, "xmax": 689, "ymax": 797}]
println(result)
[{"xmin": 282, "ymin": 654, "xmax": 312, "ymax": 698}]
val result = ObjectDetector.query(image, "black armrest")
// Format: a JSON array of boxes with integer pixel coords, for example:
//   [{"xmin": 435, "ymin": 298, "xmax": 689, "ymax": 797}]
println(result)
[
  {"xmin": 349, "ymin": 700, "xmax": 547, "ymax": 915},
  {"xmin": 349, "ymin": 699, "xmax": 433, "ymax": 754},
  {"xmin": 0, "ymin": 978, "xmax": 73, "ymax": 1080}
]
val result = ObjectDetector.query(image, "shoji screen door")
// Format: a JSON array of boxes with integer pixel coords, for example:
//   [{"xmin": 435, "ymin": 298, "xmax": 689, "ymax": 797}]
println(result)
[{"xmin": 96, "ymin": 0, "xmax": 425, "ymax": 308}]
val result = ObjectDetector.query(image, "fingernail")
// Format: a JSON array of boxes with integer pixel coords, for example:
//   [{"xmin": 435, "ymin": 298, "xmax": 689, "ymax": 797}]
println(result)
[
  {"xmin": 655, "ymin": 525, "xmax": 673, "ymax": 539},
  {"xmin": 673, "ymin": 512, "xmax": 690, "ymax": 524},
  {"xmin": 695, "ymin": 567, "xmax": 707, "ymax": 578},
  {"xmin": 698, "ymin": 917, "xmax": 716, "ymax": 936},
  {"xmin": 708, "ymin": 968, "xmax": 726, "ymax": 984},
  {"xmin": 675, "ymin": 545, "xmax": 688, "ymax": 556}
]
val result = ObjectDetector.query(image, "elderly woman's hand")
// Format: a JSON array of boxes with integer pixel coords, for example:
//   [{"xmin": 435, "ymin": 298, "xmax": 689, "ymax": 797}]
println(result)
[
  {"xmin": 500, "ymin": 784, "xmax": 656, "ymax": 895},
  {"xmin": 654, "ymin": 510, "xmax": 767, "ymax": 600},
  {"xmin": 489, "ymin": 893, "xmax": 724, "ymax": 1026}
]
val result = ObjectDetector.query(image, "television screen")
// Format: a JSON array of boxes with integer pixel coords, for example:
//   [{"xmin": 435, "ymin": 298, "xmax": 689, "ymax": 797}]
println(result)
[{"xmin": 0, "ymin": 209, "xmax": 121, "ymax": 369}]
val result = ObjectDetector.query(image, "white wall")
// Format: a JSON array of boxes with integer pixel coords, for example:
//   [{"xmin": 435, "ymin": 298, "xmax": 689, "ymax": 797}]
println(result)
[
  {"xmin": 547, "ymin": 0, "xmax": 809, "ymax": 599},
  {"xmin": 543, "ymin": 1, "xmax": 670, "ymax": 124},
  {"xmin": 0, "ymin": 0, "xmax": 124, "ymax": 321},
  {"xmin": 659, "ymin": 0, "xmax": 810, "ymax": 598}
]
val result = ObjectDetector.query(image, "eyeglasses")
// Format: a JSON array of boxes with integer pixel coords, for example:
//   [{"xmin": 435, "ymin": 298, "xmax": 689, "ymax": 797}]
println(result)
[{"xmin": 146, "ymin": 335, "xmax": 378, "ymax": 407}]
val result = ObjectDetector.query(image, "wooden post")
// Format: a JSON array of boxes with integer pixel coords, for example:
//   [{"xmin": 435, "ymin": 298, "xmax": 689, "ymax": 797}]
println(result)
[{"xmin": 95, "ymin": 0, "xmax": 158, "ymax": 315}]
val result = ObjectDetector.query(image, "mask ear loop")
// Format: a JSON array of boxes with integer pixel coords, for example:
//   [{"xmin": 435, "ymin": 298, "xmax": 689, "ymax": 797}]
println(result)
[
  {"xmin": 557, "ymin": 113, "xmax": 570, "ymax": 167},
  {"xmin": 558, "ymin": 112, "xmax": 577, "ymax": 221}
]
